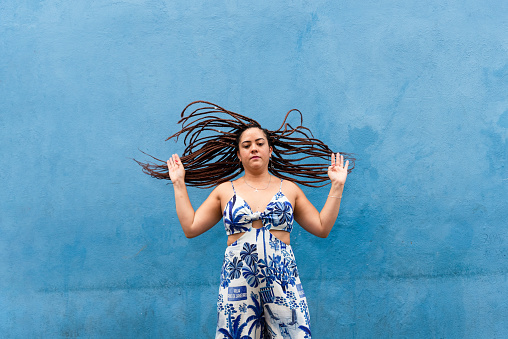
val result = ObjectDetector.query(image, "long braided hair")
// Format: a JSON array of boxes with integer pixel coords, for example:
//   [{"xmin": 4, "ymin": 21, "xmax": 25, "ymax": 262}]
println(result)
[{"xmin": 136, "ymin": 101, "xmax": 355, "ymax": 188}]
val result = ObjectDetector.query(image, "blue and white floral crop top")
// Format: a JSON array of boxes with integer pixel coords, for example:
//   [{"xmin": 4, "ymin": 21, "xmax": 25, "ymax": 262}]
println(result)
[{"xmin": 223, "ymin": 179, "xmax": 294, "ymax": 236}]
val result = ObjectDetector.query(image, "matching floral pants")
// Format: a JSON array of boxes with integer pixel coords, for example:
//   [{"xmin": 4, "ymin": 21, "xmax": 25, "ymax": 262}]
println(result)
[{"xmin": 216, "ymin": 227, "xmax": 311, "ymax": 339}]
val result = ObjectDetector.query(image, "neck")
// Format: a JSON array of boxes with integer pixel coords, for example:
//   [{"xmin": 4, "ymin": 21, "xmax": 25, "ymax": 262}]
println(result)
[{"xmin": 243, "ymin": 170, "xmax": 270, "ymax": 183}]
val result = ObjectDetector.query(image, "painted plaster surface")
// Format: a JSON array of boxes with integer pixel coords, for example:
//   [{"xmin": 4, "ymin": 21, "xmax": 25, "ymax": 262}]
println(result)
[{"xmin": 1, "ymin": 0, "xmax": 507, "ymax": 337}]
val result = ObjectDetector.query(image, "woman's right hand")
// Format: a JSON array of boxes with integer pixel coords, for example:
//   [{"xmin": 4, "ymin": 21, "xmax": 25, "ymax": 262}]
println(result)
[
  {"xmin": 167, "ymin": 153, "xmax": 222, "ymax": 238},
  {"xmin": 167, "ymin": 153, "xmax": 185, "ymax": 184}
]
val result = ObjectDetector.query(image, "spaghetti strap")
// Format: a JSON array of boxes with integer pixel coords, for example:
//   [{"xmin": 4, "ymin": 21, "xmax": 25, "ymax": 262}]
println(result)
[
  {"xmin": 231, "ymin": 181, "xmax": 236, "ymax": 194},
  {"xmin": 279, "ymin": 179, "xmax": 283, "ymax": 192}
]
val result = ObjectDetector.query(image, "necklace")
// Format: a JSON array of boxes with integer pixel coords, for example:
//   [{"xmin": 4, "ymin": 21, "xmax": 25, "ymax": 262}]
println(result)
[{"xmin": 244, "ymin": 175, "xmax": 271, "ymax": 192}]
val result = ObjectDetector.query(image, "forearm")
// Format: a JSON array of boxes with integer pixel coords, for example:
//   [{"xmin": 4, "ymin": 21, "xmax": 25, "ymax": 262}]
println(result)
[
  {"xmin": 172, "ymin": 180, "xmax": 196, "ymax": 236},
  {"xmin": 318, "ymin": 183, "xmax": 344, "ymax": 237}
]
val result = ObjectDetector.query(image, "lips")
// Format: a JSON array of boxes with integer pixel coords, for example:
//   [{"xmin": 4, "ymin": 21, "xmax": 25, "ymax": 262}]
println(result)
[{"xmin": 250, "ymin": 156, "xmax": 260, "ymax": 160}]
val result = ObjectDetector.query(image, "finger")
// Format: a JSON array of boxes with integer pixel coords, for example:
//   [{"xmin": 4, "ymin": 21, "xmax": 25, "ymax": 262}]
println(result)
[
  {"xmin": 172, "ymin": 154, "xmax": 180, "ymax": 166},
  {"xmin": 331, "ymin": 153, "xmax": 335, "ymax": 166},
  {"xmin": 340, "ymin": 154, "xmax": 344, "ymax": 167},
  {"xmin": 345, "ymin": 160, "xmax": 349, "ymax": 170},
  {"xmin": 174, "ymin": 153, "xmax": 181, "ymax": 164}
]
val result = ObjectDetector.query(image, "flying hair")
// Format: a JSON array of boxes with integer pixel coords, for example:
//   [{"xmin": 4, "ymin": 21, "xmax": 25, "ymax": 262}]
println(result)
[{"xmin": 136, "ymin": 100, "xmax": 355, "ymax": 188}]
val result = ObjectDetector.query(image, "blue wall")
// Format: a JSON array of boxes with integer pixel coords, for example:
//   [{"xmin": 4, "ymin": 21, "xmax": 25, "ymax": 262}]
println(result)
[{"xmin": 1, "ymin": 0, "xmax": 507, "ymax": 338}]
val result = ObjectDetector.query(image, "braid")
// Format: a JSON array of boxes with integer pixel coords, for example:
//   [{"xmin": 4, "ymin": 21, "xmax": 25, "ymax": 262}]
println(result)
[{"xmin": 136, "ymin": 101, "xmax": 355, "ymax": 188}]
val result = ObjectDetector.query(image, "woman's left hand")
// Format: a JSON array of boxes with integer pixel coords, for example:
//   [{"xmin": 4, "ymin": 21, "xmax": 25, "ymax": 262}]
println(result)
[{"xmin": 328, "ymin": 153, "xmax": 349, "ymax": 186}]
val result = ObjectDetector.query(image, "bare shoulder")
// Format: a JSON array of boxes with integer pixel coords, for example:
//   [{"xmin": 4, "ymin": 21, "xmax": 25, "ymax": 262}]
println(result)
[
  {"xmin": 212, "ymin": 181, "xmax": 235, "ymax": 200},
  {"xmin": 280, "ymin": 179, "xmax": 303, "ymax": 200}
]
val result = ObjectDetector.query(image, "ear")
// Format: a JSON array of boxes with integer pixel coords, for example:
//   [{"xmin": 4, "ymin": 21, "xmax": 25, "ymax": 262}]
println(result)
[
  {"xmin": 269, "ymin": 146, "xmax": 273, "ymax": 157},
  {"xmin": 237, "ymin": 150, "xmax": 241, "ymax": 161}
]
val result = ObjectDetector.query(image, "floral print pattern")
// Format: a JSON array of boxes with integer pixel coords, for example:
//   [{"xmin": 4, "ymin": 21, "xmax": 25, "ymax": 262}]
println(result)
[
  {"xmin": 223, "ymin": 180, "xmax": 294, "ymax": 236},
  {"xmin": 216, "ymin": 227, "xmax": 311, "ymax": 338}
]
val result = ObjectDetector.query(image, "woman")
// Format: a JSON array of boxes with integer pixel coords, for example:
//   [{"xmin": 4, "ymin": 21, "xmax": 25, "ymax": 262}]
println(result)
[{"xmin": 138, "ymin": 101, "xmax": 354, "ymax": 338}]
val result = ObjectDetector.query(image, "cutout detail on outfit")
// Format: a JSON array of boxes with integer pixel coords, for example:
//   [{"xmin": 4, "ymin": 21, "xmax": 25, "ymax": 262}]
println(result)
[{"xmin": 223, "ymin": 179, "xmax": 294, "ymax": 236}]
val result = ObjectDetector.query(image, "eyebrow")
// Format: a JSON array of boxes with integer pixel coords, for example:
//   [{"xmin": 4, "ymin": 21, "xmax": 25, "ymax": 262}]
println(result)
[{"xmin": 241, "ymin": 137, "xmax": 265, "ymax": 144}]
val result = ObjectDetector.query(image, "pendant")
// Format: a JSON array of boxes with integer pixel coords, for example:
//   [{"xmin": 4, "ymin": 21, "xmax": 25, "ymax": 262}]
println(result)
[{"xmin": 255, "ymin": 189, "xmax": 258, "ymax": 192}]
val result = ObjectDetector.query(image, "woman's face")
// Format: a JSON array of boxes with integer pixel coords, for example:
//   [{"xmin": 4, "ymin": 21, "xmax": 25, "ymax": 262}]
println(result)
[{"xmin": 237, "ymin": 127, "xmax": 272, "ymax": 171}]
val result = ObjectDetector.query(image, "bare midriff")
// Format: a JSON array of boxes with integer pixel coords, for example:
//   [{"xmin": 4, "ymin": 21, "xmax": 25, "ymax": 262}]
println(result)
[{"xmin": 227, "ymin": 219, "xmax": 290, "ymax": 246}]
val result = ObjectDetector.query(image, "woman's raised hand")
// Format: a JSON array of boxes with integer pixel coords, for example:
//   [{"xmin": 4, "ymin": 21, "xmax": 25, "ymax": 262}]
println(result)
[
  {"xmin": 328, "ymin": 153, "xmax": 349, "ymax": 186},
  {"xmin": 167, "ymin": 153, "xmax": 186, "ymax": 184}
]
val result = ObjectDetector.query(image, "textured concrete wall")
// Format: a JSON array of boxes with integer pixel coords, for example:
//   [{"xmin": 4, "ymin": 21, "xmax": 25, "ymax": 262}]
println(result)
[{"xmin": 1, "ymin": 0, "xmax": 507, "ymax": 338}]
